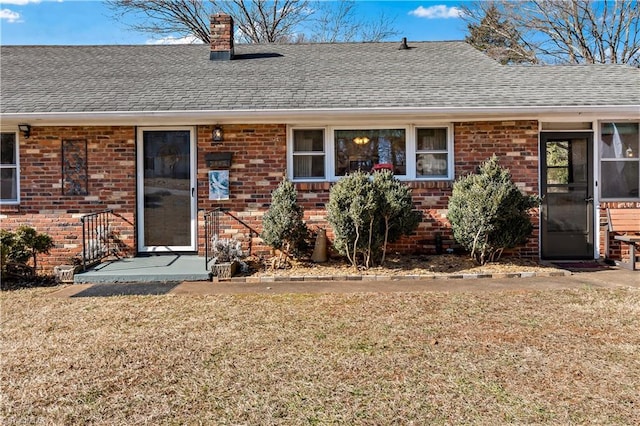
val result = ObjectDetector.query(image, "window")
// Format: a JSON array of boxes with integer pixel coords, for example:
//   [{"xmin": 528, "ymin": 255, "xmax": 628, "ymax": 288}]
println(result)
[
  {"xmin": 288, "ymin": 125, "xmax": 454, "ymax": 181},
  {"xmin": 335, "ymin": 129, "xmax": 406, "ymax": 176},
  {"xmin": 600, "ymin": 122, "xmax": 639, "ymax": 199},
  {"xmin": 0, "ymin": 132, "xmax": 19, "ymax": 203},
  {"xmin": 292, "ymin": 129, "xmax": 325, "ymax": 179},
  {"xmin": 416, "ymin": 128, "xmax": 450, "ymax": 178}
]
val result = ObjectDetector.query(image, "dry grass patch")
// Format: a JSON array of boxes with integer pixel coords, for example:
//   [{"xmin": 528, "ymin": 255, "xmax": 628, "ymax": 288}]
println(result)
[{"xmin": 2, "ymin": 287, "xmax": 639, "ymax": 424}]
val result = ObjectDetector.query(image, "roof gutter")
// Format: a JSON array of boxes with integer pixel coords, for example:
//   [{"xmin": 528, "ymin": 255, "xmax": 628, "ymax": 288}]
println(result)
[{"xmin": 1, "ymin": 105, "xmax": 638, "ymax": 126}]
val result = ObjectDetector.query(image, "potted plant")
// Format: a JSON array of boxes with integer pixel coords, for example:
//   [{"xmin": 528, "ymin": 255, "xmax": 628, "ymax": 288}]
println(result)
[
  {"xmin": 210, "ymin": 237, "xmax": 246, "ymax": 279},
  {"xmin": 54, "ymin": 256, "xmax": 83, "ymax": 283}
]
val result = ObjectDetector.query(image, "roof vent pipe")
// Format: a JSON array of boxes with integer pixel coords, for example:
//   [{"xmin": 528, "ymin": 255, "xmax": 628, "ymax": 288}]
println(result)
[{"xmin": 399, "ymin": 37, "xmax": 409, "ymax": 50}]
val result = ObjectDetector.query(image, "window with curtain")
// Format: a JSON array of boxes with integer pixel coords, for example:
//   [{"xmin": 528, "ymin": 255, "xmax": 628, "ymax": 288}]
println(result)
[
  {"xmin": 600, "ymin": 122, "xmax": 639, "ymax": 199},
  {"xmin": 292, "ymin": 129, "xmax": 325, "ymax": 179},
  {"xmin": 416, "ymin": 128, "xmax": 450, "ymax": 178},
  {"xmin": 0, "ymin": 132, "xmax": 19, "ymax": 203}
]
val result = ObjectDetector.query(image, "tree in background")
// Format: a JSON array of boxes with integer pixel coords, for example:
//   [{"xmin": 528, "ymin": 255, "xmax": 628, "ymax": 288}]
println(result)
[
  {"xmin": 304, "ymin": 0, "xmax": 397, "ymax": 43},
  {"xmin": 108, "ymin": 0, "xmax": 398, "ymax": 44},
  {"xmin": 462, "ymin": 0, "xmax": 640, "ymax": 65},
  {"xmin": 447, "ymin": 156, "xmax": 540, "ymax": 265},
  {"xmin": 465, "ymin": 3, "xmax": 537, "ymax": 64}
]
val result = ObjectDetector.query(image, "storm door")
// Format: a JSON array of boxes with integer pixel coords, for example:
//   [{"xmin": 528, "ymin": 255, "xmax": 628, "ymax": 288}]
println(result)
[
  {"xmin": 137, "ymin": 128, "xmax": 196, "ymax": 252},
  {"xmin": 540, "ymin": 132, "xmax": 594, "ymax": 259}
]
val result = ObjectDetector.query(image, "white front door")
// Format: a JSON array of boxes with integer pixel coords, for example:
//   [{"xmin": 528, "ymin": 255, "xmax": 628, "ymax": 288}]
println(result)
[{"xmin": 137, "ymin": 127, "xmax": 197, "ymax": 252}]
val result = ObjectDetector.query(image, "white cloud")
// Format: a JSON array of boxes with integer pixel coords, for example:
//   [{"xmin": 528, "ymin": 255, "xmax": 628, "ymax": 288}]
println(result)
[
  {"xmin": 0, "ymin": 0, "xmax": 41, "ymax": 5},
  {"xmin": 0, "ymin": 8, "xmax": 21, "ymax": 23},
  {"xmin": 409, "ymin": 5, "xmax": 462, "ymax": 19},
  {"xmin": 146, "ymin": 35, "xmax": 204, "ymax": 45}
]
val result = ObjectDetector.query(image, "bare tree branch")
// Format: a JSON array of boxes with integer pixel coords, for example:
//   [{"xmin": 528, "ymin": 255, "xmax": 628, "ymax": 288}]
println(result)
[
  {"xmin": 108, "ymin": 0, "xmax": 398, "ymax": 44},
  {"xmin": 305, "ymin": 1, "xmax": 398, "ymax": 43},
  {"xmin": 462, "ymin": 0, "xmax": 640, "ymax": 65}
]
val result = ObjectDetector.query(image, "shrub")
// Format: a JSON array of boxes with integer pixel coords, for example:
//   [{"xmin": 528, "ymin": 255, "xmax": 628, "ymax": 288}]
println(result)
[
  {"xmin": 1, "ymin": 226, "xmax": 55, "ymax": 278},
  {"xmin": 210, "ymin": 236, "xmax": 245, "ymax": 264},
  {"xmin": 447, "ymin": 155, "xmax": 539, "ymax": 265},
  {"xmin": 327, "ymin": 170, "xmax": 420, "ymax": 269},
  {"xmin": 261, "ymin": 177, "xmax": 308, "ymax": 263}
]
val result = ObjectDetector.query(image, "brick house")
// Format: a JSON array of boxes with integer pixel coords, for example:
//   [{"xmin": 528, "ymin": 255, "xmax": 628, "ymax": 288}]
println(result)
[{"xmin": 1, "ymin": 14, "xmax": 639, "ymax": 272}]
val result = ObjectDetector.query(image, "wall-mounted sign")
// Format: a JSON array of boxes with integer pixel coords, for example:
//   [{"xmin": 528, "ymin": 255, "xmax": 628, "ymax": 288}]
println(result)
[{"xmin": 205, "ymin": 152, "xmax": 233, "ymax": 168}]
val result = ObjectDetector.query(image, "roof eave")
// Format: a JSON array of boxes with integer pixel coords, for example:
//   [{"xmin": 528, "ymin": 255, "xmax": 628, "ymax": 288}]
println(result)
[{"xmin": 1, "ymin": 105, "xmax": 638, "ymax": 127}]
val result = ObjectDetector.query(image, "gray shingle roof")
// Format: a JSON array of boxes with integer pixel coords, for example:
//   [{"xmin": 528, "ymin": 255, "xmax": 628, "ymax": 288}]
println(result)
[{"xmin": 1, "ymin": 41, "xmax": 638, "ymax": 115}]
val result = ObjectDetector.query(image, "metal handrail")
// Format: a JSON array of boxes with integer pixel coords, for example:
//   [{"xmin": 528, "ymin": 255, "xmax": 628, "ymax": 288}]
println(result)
[
  {"xmin": 204, "ymin": 208, "xmax": 221, "ymax": 270},
  {"xmin": 204, "ymin": 208, "xmax": 259, "ymax": 270},
  {"xmin": 80, "ymin": 209, "xmax": 113, "ymax": 271}
]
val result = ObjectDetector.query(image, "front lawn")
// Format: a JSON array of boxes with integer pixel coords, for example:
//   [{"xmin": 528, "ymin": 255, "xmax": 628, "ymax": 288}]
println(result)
[{"xmin": 1, "ymin": 287, "xmax": 639, "ymax": 424}]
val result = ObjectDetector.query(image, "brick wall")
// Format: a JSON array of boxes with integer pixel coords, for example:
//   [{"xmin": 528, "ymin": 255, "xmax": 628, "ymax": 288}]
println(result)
[
  {"xmin": 1, "ymin": 120, "xmax": 542, "ymax": 273},
  {"xmin": 452, "ymin": 120, "xmax": 540, "ymax": 258},
  {"xmin": 0, "ymin": 126, "xmax": 136, "ymax": 272}
]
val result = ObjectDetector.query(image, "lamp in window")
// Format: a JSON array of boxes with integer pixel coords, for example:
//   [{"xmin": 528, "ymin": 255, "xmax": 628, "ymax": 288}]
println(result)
[
  {"xmin": 212, "ymin": 126, "xmax": 223, "ymax": 143},
  {"xmin": 353, "ymin": 136, "xmax": 370, "ymax": 145},
  {"xmin": 18, "ymin": 124, "xmax": 31, "ymax": 139}
]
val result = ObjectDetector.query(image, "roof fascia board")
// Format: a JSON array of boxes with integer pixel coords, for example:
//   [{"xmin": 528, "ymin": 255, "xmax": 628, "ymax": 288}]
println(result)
[{"xmin": 1, "ymin": 105, "xmax": 638, "ymax": 126}]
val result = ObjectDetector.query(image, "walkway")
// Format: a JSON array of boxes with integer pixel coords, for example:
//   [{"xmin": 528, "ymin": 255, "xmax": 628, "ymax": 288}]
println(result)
[{"xmin": 52, "ymin": 267, "xmax": 638, "ymax": 298}]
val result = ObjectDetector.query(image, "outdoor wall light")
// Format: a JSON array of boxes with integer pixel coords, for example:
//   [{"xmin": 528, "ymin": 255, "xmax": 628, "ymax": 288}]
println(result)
[
  {"xmin": 212, "ymin": 126, "xmax": 223, "ymax": 143},
  {"xmin": 18, "ymin": 124, "xmax": 31, "ymax": 139}
]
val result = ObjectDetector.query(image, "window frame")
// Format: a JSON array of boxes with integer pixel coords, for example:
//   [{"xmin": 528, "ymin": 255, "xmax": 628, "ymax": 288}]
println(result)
[
  {"xmin": 598, "ymin": 121, "xmax": 640, "ymax": 201},
  {"xmin": 0, "ymin": 131, "xmax": 20, "ymax": 205},
  {"xmin": 288, "ymin": 124, "xmax": 454, "ymax": 182},
  {"xmin": 288, "ymin": 127, "xmax": 327, "ymax": 181},
  {"xmin": 415, "ymin": 125, "xmax": 454, "ymax": 180}
]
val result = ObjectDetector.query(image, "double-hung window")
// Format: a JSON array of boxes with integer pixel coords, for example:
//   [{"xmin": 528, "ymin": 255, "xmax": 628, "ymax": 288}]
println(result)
[
  {"xmin": 0, "ymin": 132, "xmax": 19, "ymax": 204},
  {"xmin": 600, "ymin": 122, "xmax": 639, "ymax": 199},
  {"xmin": 415, "ymin": 127, "xmax": 451, "ymax": 179},
  {"xmin": 289, "ymin": 125, "xmax": 454, "ymax": 181},
  {"xmin": 291, "ymin": 129, "xmax": 325, "ymax": 179}
]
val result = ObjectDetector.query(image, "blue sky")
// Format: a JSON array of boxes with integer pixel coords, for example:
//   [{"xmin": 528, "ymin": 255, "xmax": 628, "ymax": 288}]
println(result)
[{"xmin": 0, "ymin": 1, "xmax": 469, "ymax": 45}]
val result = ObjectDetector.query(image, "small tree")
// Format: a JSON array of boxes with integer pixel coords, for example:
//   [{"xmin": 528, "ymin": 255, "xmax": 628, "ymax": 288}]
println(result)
[
  {"xmin": 327, "ymin": 170, "xmax": 420, "ymax": 269},
  {"xmin": 261, "ymin": 177, "xmax": 308, "ymax": 267},
  {"xmin": 0, "ymin": 226, "xmax": 55, "ymax": 278},
  {"xmin": 447, "ymin": 156, "xmax": 539, "ymax": 265}
]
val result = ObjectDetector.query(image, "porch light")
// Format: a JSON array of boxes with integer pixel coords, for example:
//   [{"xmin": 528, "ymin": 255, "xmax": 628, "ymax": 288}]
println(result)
[
  {"xmin": 212, "ymin": 126, "xmax": 223, "ymax": 143},
  {"xmin": 18, "ymin": 124, "xmax": 31, "ymax": 139},
  {"xmin": 353, "ymin": 136, "xmax": 370, "ymax": 145}
]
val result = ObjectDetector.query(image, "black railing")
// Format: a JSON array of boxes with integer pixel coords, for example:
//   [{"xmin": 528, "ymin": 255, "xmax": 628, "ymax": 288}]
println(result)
[
  {"xmin": 204, "ymin": 208, "xmax": 221, "ymax": 270},
  {"xmin": 80, "ymin": 209, "xmax": 113, "ymax": 271},
  {"xmin": 204, "ymin": 208, "xmax": 259, "ymax": 270}
]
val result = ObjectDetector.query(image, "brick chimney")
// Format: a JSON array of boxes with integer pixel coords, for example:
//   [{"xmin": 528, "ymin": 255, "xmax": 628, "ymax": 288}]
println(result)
[{"xmin": 210, "ymin": 13, "xmax": 234, "ymax": 61}]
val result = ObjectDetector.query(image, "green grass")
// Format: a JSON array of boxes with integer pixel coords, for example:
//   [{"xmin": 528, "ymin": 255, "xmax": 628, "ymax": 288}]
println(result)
[{"xmin": 1, "ymin": 287, "xmax": 639, "ymax": 424}]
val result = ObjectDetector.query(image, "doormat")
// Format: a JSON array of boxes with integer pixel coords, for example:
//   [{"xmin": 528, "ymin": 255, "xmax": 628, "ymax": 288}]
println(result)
[{"xmin": 553, "ymin": 262, "xmax": 609, "ymax": 271}]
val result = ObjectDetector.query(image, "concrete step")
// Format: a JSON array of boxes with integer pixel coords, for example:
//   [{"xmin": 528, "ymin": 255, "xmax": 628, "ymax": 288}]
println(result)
[{"xmin": 74, "ymin": 255, "xmax": 211, "ymax": 284}]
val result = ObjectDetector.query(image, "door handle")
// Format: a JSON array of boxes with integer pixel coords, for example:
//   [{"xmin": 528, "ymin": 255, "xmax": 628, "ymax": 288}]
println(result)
[
  {"xmin": 585, "ymin": 196, "xmax": 593, "ymax": 203},
  {"xmin": 192, "ymin": 187, "xmax": 195, "ymax": 197}
]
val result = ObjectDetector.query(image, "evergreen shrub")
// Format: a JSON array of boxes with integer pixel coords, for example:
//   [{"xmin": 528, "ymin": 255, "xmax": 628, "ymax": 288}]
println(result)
[
  {"xmin": 447, "ymin": 155, "xmax": 540, "ymax": 265},
  {"xmin": 261, "ymin": 177, "xmax": 308, "ymax": 259},
  {"xmin": 327, "ymin": 170, "xmax": 420, "ymax": 268},
  {"xmin": 0, "ymin": 225, "xmax": 54, "ymax": 278}
]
